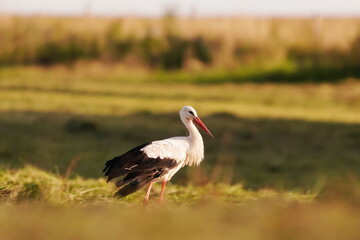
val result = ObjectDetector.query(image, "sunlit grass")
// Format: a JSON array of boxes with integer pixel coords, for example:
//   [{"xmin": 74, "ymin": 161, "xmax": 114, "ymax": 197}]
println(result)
[
  {"xmin": 0, "ymin": 166, "xmax": 313, "ymax": 206},
  {"xmin": 1, "ymin": 65, "xmax": 360, "ymax": 123},
  {"xmin": 1, "ymin": 166, "xmax": 360, "ymax": 240}
]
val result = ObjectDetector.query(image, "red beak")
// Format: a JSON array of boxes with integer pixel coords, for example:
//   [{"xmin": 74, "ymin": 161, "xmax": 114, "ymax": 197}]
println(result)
[{"xmin": 193, "ymin": 117, "xmax": 214, "ymax": 138}]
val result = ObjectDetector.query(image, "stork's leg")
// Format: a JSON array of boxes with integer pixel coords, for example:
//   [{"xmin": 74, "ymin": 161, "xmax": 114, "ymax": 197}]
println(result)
[
  {"xmin": 143, "ymin": 182, "xmax": 153, "ymax": 206},
  {"xmin": 159, "ymin": 181, "xmax": 166, "ymax": 203}
]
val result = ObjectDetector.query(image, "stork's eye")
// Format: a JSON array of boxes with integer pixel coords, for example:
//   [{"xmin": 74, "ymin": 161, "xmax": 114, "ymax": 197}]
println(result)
[{"xmin": 189, "ymin": 111, "xmax": 194, "ymax": 116}]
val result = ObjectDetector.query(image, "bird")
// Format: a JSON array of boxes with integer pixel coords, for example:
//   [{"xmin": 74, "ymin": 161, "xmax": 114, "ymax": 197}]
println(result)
[{"xmin": 103, "ymin": 106, "xmax": 214, "ymax": 205}]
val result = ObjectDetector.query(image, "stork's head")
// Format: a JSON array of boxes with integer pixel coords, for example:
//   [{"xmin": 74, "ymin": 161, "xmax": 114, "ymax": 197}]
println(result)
[{"xmin": 180, "ymin": 106, "xmax": 214, "ymax": 138}]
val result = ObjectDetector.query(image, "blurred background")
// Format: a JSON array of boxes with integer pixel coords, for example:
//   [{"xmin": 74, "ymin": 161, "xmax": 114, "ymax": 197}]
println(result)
[{"xmin": 1, "ymin": 0, "xmax": 360, "ymax": 191}]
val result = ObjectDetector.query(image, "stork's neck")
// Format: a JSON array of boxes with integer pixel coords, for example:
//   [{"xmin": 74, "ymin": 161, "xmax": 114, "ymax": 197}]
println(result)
[
  {"xmin": 186, "ymin": 120, "xmax": 203, "ymax": 143},
  {"xmin": 183, "ymin": 119, "xmax": 204, "ymax": 166}
]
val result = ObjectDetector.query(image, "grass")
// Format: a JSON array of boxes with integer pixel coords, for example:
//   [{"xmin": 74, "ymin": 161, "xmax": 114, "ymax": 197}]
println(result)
[
  {"xmin": 1, "ymin": 167, "xmax": 360, "ymax": 240},
  {"xmin": 2, "ymin": 201, "xmax": 360, "ymax": 240},
  {"xmin": 1, "ymin": 65, "xmax": 360, "ymax": 190},
  {"xmin": 1, "ymin": 64, "xmax": 360, "ymax": 239},
  {"xmin": 1, "ymin": 65, "xmax": 360, "ymax": 122},
  {"xmin": 0, "ymin": 166, "xmax": 343, "ymax": 240},
  {"xmin": 0, "ymin": 166, "xmax": 312, "ymax": 205}
]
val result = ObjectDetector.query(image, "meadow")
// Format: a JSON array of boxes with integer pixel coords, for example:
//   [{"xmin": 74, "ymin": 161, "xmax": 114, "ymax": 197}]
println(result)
[
  {"xmin": 1, "ymin": 64, "xmax": 360, "ymax": 239},
  {"xmin": 1, "ymin": 15, "xmax": 360, "ymax": 240}
]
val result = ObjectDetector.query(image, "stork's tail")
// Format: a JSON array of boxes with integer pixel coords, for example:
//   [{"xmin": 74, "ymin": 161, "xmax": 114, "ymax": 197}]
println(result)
[{"xmin": 114, "ymin": 175, "xmax": 154, "ymax": 197}]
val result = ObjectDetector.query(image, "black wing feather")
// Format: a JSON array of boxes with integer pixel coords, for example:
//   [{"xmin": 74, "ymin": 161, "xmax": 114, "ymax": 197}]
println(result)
[{"xmin": 103, "ymin": 142, "xmax": 178, "ymax": 198}]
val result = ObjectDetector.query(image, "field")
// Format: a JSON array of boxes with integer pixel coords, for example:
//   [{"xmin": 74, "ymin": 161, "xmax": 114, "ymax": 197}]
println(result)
[
  {"xmin": 1, "ymin": 64, "xmax": 360, "ymax": 239},
  {"xmin": 0, "ymin": 166, "xmax": 355, "ymax": 240},
  {"xmin": 1, "ymin": 15, "xmax": 360, "ymax": 240}
]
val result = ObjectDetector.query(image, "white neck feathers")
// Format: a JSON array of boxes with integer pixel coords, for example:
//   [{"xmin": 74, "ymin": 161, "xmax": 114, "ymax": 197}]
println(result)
[{"xmin": 184, "ymin": 120, "xmax": 204, "ymax": 166}]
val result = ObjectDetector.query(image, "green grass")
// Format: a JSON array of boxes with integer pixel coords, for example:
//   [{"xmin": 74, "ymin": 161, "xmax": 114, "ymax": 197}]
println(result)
[
  {"xmin": 1, "ymin": 65, "xmax": 360, "ymax": 122},
  {"xmin": 1, "ymin": 66, "xmax": 360, "ymax": 190},
  {"xmin": 1, "ymin": 65, "xmax": 360, "ymax": 239}
]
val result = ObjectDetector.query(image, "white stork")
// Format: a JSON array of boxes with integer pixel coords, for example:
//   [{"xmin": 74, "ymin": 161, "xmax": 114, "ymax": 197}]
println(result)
[{"xmin": 103, "ymin": 106, "xmax": 214, "ymax": 205}]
